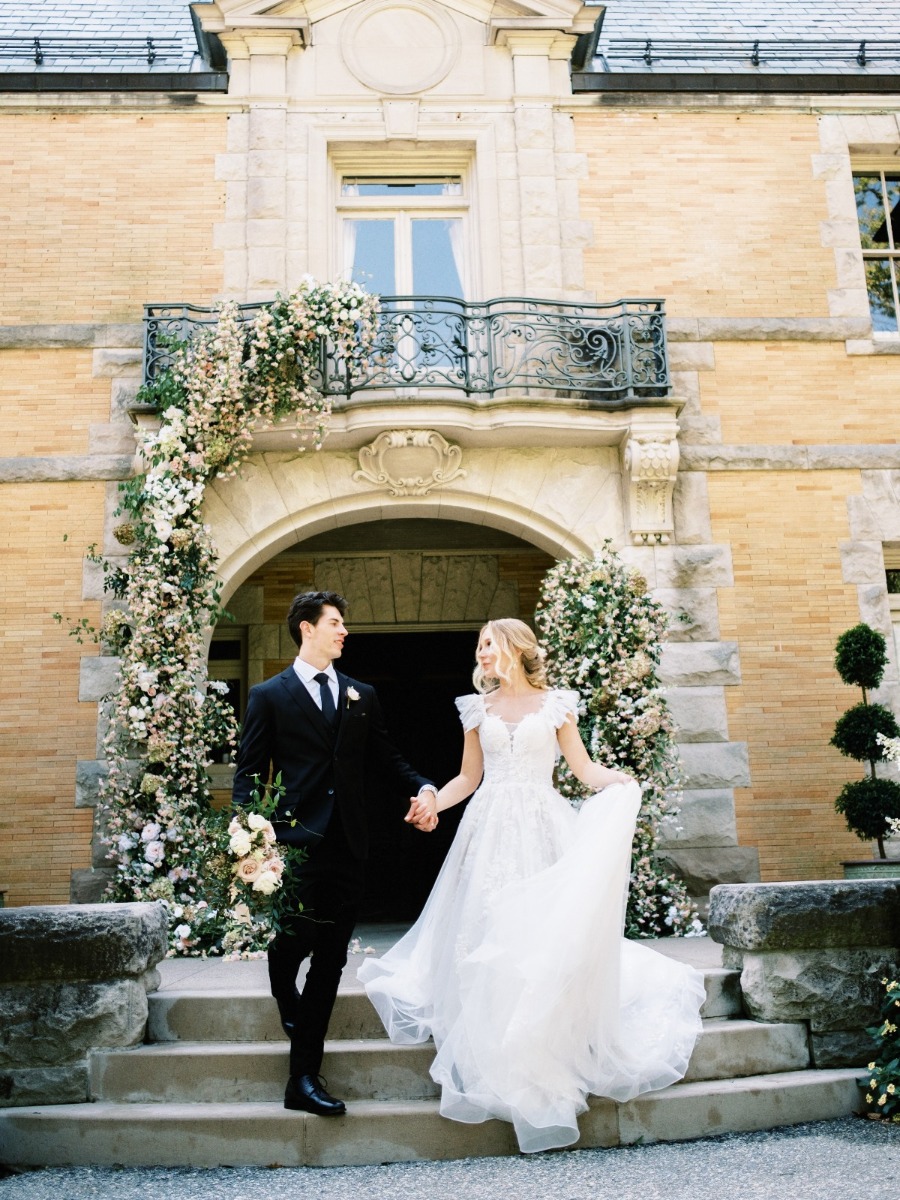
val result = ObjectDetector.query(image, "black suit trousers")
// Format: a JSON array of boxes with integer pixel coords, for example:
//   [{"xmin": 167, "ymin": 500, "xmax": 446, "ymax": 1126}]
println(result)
[{"xmin": 267, "ymin": 813, "xmax": 366, "ymax": 1078}]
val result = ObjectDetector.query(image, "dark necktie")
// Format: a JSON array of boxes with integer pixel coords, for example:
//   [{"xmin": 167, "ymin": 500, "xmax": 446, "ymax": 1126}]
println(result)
[{"xmin": 314, "ymin": 672, "xmax": 338, "ymax": 726}]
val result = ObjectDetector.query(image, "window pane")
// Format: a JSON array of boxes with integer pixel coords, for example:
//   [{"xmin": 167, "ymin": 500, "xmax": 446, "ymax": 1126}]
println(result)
[
  {"xmin": 342, "ymin": 177, "xmax": 462, "ymax": 197},
  {"xmin": 885, "ymin": 175, "xmax": 900, "ymax": 251},
  {"xmin": 412, "ymin": 219, "xmax": 464, "ymax": 296},
  {"xmin": 864, "ymin": 259, "xmax": 898, "ymax": 333},
  {"xmin": 346, "ymin": 219, "xmax": 395, "ymax": 292},
  {"xmin": 854, "ymin": 174, "xmax": 888, "ymax": 249},
  {"xmin": 886, "ymin": 569, "xmax": 900, "ymax": 594}
]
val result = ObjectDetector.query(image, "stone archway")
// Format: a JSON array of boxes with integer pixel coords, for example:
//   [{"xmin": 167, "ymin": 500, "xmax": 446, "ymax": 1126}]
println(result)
[{"xmin": 209, "ymin": 514, "xmax": 558, "ymax": 919}]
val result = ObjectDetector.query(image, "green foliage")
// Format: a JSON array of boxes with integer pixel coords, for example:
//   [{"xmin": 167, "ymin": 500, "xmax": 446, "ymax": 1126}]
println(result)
[
  {"xmin": 834, "ymin": 777, "xmax": 900, "ymax": 843},
  {"xmin": 834, "ymin": 623, "xmax": 889, "ymax": 691},
  {"xmin": 863, "ymin": 977, "xmax": 900, "ymax": 1123},
  {"xmin": 830, "ymin": 703, "xmax": 900, "ymax": 762}
]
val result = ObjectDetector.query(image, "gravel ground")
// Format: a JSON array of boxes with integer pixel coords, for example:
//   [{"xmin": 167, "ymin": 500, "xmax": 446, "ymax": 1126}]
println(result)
[{"xmin": 1, "ymin": 1118, "xmax": 897, "ymax": 1200}]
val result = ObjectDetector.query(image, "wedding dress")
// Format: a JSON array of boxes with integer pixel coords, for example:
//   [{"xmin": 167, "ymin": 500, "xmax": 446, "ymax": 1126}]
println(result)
[{"xmin": 358, "ymin": 689, "xmax": 706, "ymax": 1153}]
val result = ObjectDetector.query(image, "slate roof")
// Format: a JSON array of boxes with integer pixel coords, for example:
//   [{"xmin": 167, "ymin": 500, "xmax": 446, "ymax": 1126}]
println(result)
[
  {"xmin": 0, "ymin": 0, "xmax": 201, "ymax": 75},
  {"xmin": 588, "ymin": 0, "xmax": 900, "ymax": 76}
]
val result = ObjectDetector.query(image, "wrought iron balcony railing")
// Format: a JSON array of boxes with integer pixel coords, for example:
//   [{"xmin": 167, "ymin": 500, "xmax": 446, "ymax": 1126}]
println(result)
[{"xmin": 142, "ymin": 296, "xmax": 670, "ymax": 404}]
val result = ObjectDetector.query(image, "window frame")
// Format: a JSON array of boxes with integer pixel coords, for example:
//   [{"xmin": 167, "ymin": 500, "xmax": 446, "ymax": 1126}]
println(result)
[
  {"xmin": 330, "ymin": 147, "xmax": 479, "ymax": 299},
  {"xmin": 852, "ymin": 167, "xmax": 900, "ymax": 339}
]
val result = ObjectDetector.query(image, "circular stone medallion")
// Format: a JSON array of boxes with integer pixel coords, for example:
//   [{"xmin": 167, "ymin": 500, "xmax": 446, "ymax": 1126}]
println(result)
[{"xmin": 341, "ymin": 0, "xmax": 461, "ymax": 95}]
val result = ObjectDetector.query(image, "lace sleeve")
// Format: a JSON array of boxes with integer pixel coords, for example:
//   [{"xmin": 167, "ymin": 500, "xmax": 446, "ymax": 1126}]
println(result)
[
  {"xmin": 454, "ymin": 694, "xmax": 485, "ymax": 733},
  {"xmin": 546, "ymin": 688, "xmax": 582, "ymax": 729}
]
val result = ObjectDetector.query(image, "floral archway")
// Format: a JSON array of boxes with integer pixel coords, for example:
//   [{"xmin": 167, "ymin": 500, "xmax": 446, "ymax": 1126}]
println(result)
[
  {"xmin": 92, "ymin": 279, "xmax": 696, "ymax": 955},
  {"xmin": 98, "ymin": 281, "xmax": 379, "ymax": 955}
]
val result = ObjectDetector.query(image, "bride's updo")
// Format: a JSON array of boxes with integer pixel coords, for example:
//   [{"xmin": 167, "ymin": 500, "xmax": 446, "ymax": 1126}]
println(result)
[{"xmin": 473, "ymin": 618, "xmax": 548, "ymax": 694}]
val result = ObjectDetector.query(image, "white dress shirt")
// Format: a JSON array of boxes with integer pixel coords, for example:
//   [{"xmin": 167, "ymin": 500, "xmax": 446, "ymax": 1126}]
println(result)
[{"xmin": 293, "ymin": 656, "xmax": 338, "ymax": 710}]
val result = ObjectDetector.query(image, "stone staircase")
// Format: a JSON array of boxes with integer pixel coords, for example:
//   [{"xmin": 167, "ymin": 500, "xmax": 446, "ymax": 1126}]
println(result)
[{"xmin": 0, "ymin": 951, "xmax": 863, "ymax": 1168}]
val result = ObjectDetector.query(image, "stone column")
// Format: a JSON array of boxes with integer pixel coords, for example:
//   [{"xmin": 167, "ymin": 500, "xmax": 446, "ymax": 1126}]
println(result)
[
  {"xmin": 0, "ymin": 902, "xmax": 168, "ymax": 1106},
  {"xmin": 709, "ymin": 880, "xmax": 900, "ymax": 1067}
]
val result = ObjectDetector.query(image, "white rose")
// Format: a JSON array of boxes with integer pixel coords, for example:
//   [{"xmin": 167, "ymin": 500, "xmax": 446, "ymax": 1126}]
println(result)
[
  {"xmin": 252, "ymin": 871, "xmax": 280, "ymax": 896},
  {"xmin": 141, "ymin": 822, "xmax": 161, "ymax": 843},
  {"xmin": 227, "ymin": 816, "xmax": 242, "ymax": 836},
  {"xmin": 229, "ymin": 830, "xmax": 252, "ymax": 857},
  {"xmin": 246, "ymin": 813, "xmax": 268, "ymax": 831},
  {"xmin": 144, "ymin": 840, "xmax": 165, "ymax": 866}
]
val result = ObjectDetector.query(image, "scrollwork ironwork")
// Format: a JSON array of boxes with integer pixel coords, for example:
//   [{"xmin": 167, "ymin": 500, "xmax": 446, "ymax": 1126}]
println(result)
[{"xmin": 143, "ymin": 295, "xmax": 670, "ymax": 404}]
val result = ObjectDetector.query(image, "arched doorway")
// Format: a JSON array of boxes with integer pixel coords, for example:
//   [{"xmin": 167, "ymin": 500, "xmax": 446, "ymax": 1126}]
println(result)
[{"xmin": 209, "ymin": 517, "xmax": 555, "ymax": 918}]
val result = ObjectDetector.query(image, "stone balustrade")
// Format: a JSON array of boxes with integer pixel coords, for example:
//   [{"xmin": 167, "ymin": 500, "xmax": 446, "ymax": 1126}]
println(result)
[
  {"xmin": 0, "ymin": 902, "xmax": 168, "ymax": 1107},
  {"xmin": 708, "ymin": 880, "xmax": 900, "ymax": 1068}
]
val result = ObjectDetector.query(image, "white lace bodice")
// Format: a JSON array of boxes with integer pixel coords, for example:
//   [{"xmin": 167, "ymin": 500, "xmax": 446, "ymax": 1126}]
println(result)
[{"xmin": 454, "ymin": 689, "xmax": 580, "ymax": 786}]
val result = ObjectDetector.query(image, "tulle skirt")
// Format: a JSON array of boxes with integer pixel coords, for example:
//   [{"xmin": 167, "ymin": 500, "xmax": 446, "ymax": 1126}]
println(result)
[{"xmin": 359, "ymin": 781, "xmax": 705, "ymax": 1153}]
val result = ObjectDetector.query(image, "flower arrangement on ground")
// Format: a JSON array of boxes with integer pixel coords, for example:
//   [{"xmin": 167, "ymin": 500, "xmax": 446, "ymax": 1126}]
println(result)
[
  {"xmin": 535, "ymin": 543, "xmax": 702, "ymax": 938},
  {"xmin": 863, "ymin": 976, "xmax": 900, "ymax": 1122},
  {"xmin": 91, "ymin": 279, "xmax": 379, "ymax": 955}
]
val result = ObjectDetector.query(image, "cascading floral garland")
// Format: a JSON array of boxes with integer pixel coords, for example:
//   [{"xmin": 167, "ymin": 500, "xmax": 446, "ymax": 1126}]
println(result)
[
  {"xmin": 535, "ymin": 544, "xmax": 702, "ymax": 938},
  {"xmin": 97, "ymin": 279, "xmax": 380, "ymax": 956}
]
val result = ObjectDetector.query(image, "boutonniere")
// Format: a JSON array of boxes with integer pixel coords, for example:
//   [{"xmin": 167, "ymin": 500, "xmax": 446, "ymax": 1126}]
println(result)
[{"xmin": 346, "ymin": 686, "xmax": 360, "ymax": 708}]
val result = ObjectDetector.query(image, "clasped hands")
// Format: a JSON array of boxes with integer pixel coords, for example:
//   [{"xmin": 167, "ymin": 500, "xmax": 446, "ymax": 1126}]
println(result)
[{"xmin": 405, "ymin": 791, "xmax": 439, "ymax": 833}]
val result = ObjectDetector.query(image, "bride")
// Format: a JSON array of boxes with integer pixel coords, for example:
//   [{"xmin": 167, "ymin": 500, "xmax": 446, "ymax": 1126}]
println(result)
[{"xmin": 358, "ymin": 618, "xmax": 705, "ymax": 1153}]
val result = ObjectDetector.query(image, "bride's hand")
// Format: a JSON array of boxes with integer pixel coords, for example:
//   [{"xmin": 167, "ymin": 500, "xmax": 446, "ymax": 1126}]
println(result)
[
  {"xmin": 405, "ymin": 794, "xmax": 438, "ymax": 832},
  {"xmin": 607, "ymin": 771, "xmax": 636, "ymax": 788}
]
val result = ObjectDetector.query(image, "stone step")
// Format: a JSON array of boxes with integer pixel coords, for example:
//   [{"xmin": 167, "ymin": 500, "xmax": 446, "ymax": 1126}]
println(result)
[
  {"xmin": 0, "ymin": 1069, "xmax": 863, "ymax": 1169},
  {"xmin": 90, "ymin": 1019, "xmax": 808, "ymax": 1105},
  {"xmin": 146, "ymin": 968, "xmax": 744, "ymax": 1044}
]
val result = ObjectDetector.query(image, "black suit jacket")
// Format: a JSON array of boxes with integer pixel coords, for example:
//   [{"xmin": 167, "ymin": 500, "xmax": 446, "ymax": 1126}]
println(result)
[{"xmin": 231, "ymin": 666, "xmax": 431, "ymax": 860}]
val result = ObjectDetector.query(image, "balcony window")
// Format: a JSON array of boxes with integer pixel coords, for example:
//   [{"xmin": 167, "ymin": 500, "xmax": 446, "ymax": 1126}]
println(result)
[
  {"xmin": 339, "ymin": 174, "xmax": 467, "ymax": 298},
  {"xmin": 853, "ymin": 172, "xmax": 900, "ymax": 335}
]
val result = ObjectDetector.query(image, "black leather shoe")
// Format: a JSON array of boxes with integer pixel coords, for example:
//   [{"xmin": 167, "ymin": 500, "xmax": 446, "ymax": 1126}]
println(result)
[
  {"xmin": 284, "ymin": 1074, "xmax": 346, "ymax": 1116},
  {"xmin": 275, "ymin": 990, "xmax": 301, "ymax": 1038}
]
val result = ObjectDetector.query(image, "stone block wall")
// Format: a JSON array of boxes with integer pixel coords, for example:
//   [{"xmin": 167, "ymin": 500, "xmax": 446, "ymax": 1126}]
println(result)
[
  {"xmin": 0, "ymin": 903, "xmax": 168, "ymax": 1106},
  {"xmin": 709, "ymin": 880, "xmax": 900, "ymax": 1068}
]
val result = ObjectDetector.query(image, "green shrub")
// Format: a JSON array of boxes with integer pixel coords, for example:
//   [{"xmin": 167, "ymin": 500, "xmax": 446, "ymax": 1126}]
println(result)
[
  {"xmin": 834, "ymin": 624, "xmax": 889, "ymax": 692},
  {"xmin": 835, "ymin": 777, "xmax": 900, "ymax": 844},
  {"xmin": 830, "ymin": 702, "xmax": 900, "ymax": 762}
]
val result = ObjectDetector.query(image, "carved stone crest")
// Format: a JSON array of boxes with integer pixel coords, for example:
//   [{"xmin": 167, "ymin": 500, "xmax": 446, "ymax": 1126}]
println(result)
[
  {"xmin": 620, "ymin": 422, "xmax": 680, "ymax": 545},
  {"xmin": 353, "ymin": 430, "xmax": 466, "ymax": 497}
]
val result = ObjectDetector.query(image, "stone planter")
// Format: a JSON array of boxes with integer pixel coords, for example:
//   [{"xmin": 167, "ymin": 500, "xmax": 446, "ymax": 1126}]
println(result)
[
  {"xmin": 708, "ymin": 880, "xmax": 900, "ymax": 1069},
  {"xmin": 0, "ymin": 902, "xmax": 168, "ymax": 1107},
  {"xmin": 842, "ymin": 860, "xmax": 900, "ymax": 880}
]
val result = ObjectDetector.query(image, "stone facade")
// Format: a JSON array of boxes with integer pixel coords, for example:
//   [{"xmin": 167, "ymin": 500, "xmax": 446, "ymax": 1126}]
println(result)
[{"xmin": 1, "ymin": 0, "xmax": 900, "ymax": 906}]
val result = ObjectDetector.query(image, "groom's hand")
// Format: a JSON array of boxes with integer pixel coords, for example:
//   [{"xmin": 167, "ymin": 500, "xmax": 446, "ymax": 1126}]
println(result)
[{"xmin": 405, "ymin": 793, "xmax": 438, "ymax": 832}]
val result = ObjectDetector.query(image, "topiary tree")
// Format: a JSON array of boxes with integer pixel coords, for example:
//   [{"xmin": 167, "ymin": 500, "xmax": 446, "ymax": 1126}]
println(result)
[
  {"xmin": 830, "ymin": 623, "xmax": 900, "ymax": 859},
  {"xmin": 536, "ymin": 544, "xmax": 701, "ymax": 939}
]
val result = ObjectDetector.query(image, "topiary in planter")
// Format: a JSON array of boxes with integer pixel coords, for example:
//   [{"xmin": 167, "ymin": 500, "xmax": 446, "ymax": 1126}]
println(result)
[{"xmin": 831, "ymin": 623, "xmax": 900, "ymax": 859}]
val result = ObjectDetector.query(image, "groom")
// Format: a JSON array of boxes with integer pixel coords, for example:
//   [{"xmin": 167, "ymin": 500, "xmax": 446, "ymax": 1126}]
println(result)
[{"xmin": 231, "ymin": 590, "xmax": 438, "ymax": 1116}]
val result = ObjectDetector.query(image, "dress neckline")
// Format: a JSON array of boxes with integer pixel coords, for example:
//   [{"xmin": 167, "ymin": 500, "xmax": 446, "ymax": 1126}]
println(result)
[{"xmin": 483, "ymin": 689, "xmax": 552, "ymax": 728}]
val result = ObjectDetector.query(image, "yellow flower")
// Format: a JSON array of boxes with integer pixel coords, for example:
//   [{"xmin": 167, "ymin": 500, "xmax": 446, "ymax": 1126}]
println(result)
[
  {"xmin": 871, "ymin": 1079, "xmax": 878, "ymax": 1088},
  {"xmin": 866, "ymin": 1094, "xmax": 874, "ymax": 1103},
  {"xmin": 878, "ymin": 1094, "xmax": 887, "ymax": 1106},
  {"xmin": 889, "ymin": 1084, "xmax": 896, "ymax": 1095},
  {"xmin": 869, "ymin": 1062, "xmax": 876, "ymax": 1070}
]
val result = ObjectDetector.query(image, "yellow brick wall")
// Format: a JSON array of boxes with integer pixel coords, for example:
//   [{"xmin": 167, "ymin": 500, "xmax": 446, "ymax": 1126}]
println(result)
[
  {"xmin": 709, "ymin": 470, "xmax": 869, "ymax": 881},
  {"xmin": 0, "ymin": 482, "xmax": 104, "ymax": 905},
  {"xmin": 0, "ymin": 111, "xmax": 227, "ymax": 324},
  {"xmin": 575, "ymin": 110, "xmax": 834, "ymax": 318},
  {"xmin": 699, "ymin": 342, "xmax": 900, "ymax": 445},
  {"xmin": 1, "ymin": 349, "xmax": 113, "ymax": 456}
]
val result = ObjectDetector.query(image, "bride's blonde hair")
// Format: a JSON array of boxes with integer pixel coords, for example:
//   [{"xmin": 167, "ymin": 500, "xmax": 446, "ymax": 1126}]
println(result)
[{"xmin": 473, "ymin": 618, "xmax": 548, "ymax": 694}]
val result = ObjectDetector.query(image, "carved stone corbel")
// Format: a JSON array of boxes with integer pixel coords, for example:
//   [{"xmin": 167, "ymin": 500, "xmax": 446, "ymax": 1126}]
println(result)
[
  {"xmin": 353, "ymin": 430, "xmax": 466, "ymax": 497},
  {"xmin": 620, "ymin": 419, "xmax": 680, "ymax": 545}
]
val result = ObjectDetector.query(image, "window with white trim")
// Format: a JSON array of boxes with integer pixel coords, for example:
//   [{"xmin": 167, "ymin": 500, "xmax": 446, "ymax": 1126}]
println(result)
[
  {"xmin": 853, "ymin": 172, "xmax": 900, "ymax": 335},
  {"xmin": 338, "ymin": 175, "xmax": 469, "ymax": 299}
]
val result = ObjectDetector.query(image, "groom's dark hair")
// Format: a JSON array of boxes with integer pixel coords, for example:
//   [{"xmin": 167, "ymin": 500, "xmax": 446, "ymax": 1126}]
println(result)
[{"xmin": 287, "ymin": 590, "xmax": 348, "ymax": 647}]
